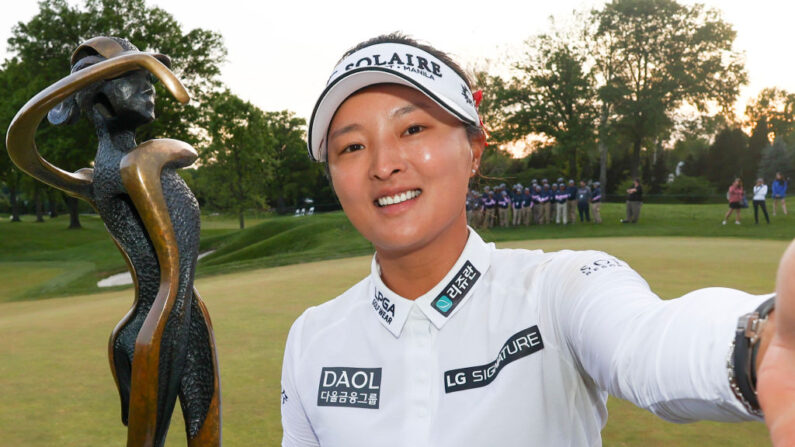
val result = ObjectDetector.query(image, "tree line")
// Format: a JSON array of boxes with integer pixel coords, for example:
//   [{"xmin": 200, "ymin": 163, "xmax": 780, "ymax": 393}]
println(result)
[
  {"xmin": 0, "ymin": 0, "xmax": 329, "ymax": 229},
  {"xmin": 474, "ymin": 0, "xmax": 791, "ymax": 200},
  {"xmin": 2, "ymin": 0, "xmax": 794, "ymax": 229}
]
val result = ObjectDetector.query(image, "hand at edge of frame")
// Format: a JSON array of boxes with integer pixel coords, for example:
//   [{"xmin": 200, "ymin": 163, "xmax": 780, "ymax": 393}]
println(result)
[{"xmin": 758, "ymin": 239, "xmax": 795, "ymax": 446}]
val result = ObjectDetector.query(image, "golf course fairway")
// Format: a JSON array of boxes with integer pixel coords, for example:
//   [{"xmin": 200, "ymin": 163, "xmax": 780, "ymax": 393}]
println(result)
[{"xmin": 0, "ymin": 237, "xmax": 784, "ymax": 446}]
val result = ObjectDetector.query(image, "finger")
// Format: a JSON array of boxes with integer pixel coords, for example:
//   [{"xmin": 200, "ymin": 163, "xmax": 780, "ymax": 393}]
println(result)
[
  {"xmin": 775, "ymin": 240, "xmax": 795, "ymax": 343},
  {"xmin": 758, "ymin": 340, "xmax": 795, "ymax": 446}
]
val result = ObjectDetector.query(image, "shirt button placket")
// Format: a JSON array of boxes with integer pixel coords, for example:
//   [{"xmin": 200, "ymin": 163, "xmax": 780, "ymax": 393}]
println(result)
[{"xmin": 406, "ymin": 307, "xmax": 434, "ymax": 446}]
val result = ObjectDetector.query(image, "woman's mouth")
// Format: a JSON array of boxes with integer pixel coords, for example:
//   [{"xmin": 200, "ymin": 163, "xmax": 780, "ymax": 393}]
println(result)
[{"xmin": 375, "ymin": 189, "xmax": 422, "ymax": 207}]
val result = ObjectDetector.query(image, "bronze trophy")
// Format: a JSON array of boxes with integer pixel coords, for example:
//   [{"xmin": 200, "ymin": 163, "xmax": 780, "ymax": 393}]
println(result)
[{"xmin": 5, "ymin": 37, "xmax": 221, "ymax": 447}]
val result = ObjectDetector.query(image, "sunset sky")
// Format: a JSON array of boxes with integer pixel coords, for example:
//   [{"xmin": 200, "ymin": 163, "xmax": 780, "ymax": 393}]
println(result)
[{"xmin": 2, "ymin": 0, "xmax": 793, "ymax": 132}]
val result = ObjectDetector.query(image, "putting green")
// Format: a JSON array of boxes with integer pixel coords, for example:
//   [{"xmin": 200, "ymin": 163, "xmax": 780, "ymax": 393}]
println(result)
[
  {"xmin": 0, "ymin": 262, "xmax": 68, "ymax": 300},
  {"xmin": 0, "ymin": 261, "xmax": 97, "ymax": 302},
  {"xmin": 0, "ymin": 237, "xmax": 784, "ymax": 446}
]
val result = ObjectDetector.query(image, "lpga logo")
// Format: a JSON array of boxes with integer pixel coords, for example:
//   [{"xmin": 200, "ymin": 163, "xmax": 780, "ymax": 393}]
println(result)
[{"xmin": 372, "ymin": 289, "xmax": 396, "ymax": 324}]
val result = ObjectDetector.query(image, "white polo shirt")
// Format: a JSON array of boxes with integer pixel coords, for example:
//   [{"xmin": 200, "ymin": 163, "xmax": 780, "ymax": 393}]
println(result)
[{"xmin": 281, "ymin": 230, "xmax": 768, "ymax": 446}]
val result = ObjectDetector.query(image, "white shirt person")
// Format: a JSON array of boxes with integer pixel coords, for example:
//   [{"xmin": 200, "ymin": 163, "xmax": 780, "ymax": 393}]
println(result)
[{"xmin": 281, "ymin": 33, "xmax": 795, "ymax": 446}]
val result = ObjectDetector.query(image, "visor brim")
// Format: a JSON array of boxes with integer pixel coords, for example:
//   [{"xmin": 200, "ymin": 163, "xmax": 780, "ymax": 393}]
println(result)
[{"xmin": 308, "ymin": 67, "xmax": 478, "ymax": 162}]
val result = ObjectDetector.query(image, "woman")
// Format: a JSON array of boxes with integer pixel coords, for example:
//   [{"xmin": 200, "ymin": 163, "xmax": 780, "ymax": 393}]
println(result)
[
  {"xmin": 753, "ymin": 178, "xmax": 770, "ymax": 224},
  {"xmin": 723, "ymin": 178, "xmax": 744, "ymax": 225},
  {"xmin": 282, "ymin": 33, "xmax": 795, "ymax": 446},
  {"xmin": 772, "ymin": 172, "xmax": 788, "ymax": 216}
]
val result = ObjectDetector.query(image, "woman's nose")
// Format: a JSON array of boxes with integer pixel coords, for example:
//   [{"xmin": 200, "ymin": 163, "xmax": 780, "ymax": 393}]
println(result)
[{"xmin": 369, "ymin": 138, "xmax": 406, "ymax": 181}]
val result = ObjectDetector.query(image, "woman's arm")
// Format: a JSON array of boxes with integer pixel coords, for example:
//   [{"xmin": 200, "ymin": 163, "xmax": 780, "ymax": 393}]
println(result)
[
  {"xmin": 757, "ymin": 240, "xmax": 795, "ymax": 446},
  {"xmin": 541, "ymin": 250, "xmax": 771, "ymax": 422}
]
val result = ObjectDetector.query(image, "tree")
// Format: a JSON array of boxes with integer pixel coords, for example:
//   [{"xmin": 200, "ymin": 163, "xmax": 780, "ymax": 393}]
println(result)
[
  {"xmin": 758, "ymin": 138, "xmax": 793, "ymax": 182},
  {"xmin": 508, "ymin": 34, "xmax": 597, "ymax": 178},
  {"xmin": 593, "ymin": 0, "xmax": 747, "ymax": 178},
  {"xmin": 663, "ymin": 174, "xmax": 714, "ymax": 203},
  {"xmin": 585, "ymin": 12, "xmax": 620, "ymax": 192},
  {"xmin": 705, "ymin": 127, "xmax": 748, "ymax": 189},
  {"xmin": 470, "ymin": 69, "xmax": 515, "ymax": 148},
  {"xmin": 745, "ymin": 116, "xmax": 771, "ymax": 185},
  {"xmin": 0, "ymin": 58, "xmax": 37, "ymax": 222},
  {"xmin": 261, "ymin": 111, "xmax": 323, "ymax": 215},
  {"xmin": 199, "ymin": 91, "xmax": 273, "ymax": 229},
  {"xmin": 745, "ymin": 88, "xmax": 795, "ymax": 143},
  {"xmin": 0, "ymin": 0, "xmax": 226, "ymax": 227}
]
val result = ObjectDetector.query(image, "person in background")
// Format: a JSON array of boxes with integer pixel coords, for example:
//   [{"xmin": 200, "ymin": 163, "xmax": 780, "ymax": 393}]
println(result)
[
  {"xmin": 555, "ymin": 183, "xmax": 568, "ymax": 225},
  {"xmin": 576, "ymin": 180, "xmax": 591, "ymax": 222},
  {"xmin": 541, "ymin": 183, "xmax": 552, "ymax": 224},
  {"xmin": 483, "ymin": 190, "xmax": 497, "ymax": 228},
  {"xmin": 723, "ymin": 178, "xmax": 744, "ymax": 225},
  {"xmin": 591, "ymin": 181, "xmax": 602, "ymax": 224},
  {"xmin": 551, "ymin": 183, "xmax": 559, "ymax": 223},
  {"xmin": 567, "ymin": 179, "xmax": 578, "ymax": 224},
  {"xmin": 532, "ymin": 185, "xmax": 542, "ymax": 224},
  {"xmin": 473, "ymin": 191, "xmax": 484, "ymax": 229},
  {"xmin": 522, "ymin": 186, "xmax": 533, "ymax": 226},
  {"xmin": 498, "ymin": 190, "xmax": 511, "ymax": 227},
  {"xmin": 753, "ymin": 178, "xmax": 770, "ymax": 224},
  {"xmin": 512, "ymin": 185, "xmax": 524, "ymax": 226},
  {"xmin": 772, "ymin": 172, "xmax": 788, "ymax": 216},
  {"xmin": 621, "ymin": 178, "xmax": 643, "ymax": 224}
]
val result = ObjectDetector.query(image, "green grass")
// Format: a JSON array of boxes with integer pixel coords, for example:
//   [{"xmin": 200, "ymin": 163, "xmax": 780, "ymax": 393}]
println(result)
[
  {"xmin": 0, "ymin": 202, "xmax": 792, "ymax": 301},
  {"xmin": 0, "ymin": 237, "xmax": 782, "ymax": 446}
]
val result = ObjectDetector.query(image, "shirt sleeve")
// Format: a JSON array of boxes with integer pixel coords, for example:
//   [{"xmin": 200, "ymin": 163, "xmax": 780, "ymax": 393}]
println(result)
[
  {"xmin": 282, "ymin": 313, "xmax": 321, "ymax": 447},
  {"xmin": 538, "ymin": 250, "xmax": 770, "ymax": 423}
]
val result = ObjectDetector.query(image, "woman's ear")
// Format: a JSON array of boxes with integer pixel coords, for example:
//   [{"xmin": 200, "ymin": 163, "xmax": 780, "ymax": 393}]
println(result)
[
  {"xmin": 47, "ymin": 94, "xmax": 80, "ymax": 126},
  {"xmin": 469, "ymin": 131, "xmax": 486, "ymax": 175}
]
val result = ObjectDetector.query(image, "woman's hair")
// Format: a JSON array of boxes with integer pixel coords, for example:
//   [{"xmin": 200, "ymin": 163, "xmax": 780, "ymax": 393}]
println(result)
[{"xmin": 323, "ymin": 32, "xmax": 485, "ymax": 187}]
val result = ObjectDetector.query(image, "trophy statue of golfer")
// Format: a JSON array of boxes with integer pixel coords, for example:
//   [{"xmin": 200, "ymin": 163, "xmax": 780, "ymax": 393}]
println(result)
[{"xmin": 5, "ymin": 37, "xmax": 221, "ymax": 447}]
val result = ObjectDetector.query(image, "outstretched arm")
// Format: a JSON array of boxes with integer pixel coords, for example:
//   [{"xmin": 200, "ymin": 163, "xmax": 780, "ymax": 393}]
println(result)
[
  {"xmin": 5, "ymin": 53, "xmax": 189, "ymax": 202},
  {"xmin": 757, "ymin": 240, "xmax": 795, "ymax": 446}
]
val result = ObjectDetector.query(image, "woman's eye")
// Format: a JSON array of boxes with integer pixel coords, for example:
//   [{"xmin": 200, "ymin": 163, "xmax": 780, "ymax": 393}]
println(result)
[
  {"xmin": 341, "ymin": 143, "xmax": 364, "ymax": 154},
  {"xmin": 404, "ymin": 125, "xmax": 425, "ymax": 136}
]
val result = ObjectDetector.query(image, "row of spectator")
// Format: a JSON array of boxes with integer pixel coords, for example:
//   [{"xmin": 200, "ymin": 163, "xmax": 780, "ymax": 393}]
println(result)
[{"xmin": 466, "ymin": 178, "xmax": 603, "ymax": 228}]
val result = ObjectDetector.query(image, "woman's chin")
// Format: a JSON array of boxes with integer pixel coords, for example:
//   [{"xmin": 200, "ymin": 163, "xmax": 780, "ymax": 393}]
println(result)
[
  {"xmin": 368, "ymin": 215, "xmax": 465, "ymax": 257},
  {"xmin": 369, "ymin": 225, "xmax": 427, "ymax": 253}
]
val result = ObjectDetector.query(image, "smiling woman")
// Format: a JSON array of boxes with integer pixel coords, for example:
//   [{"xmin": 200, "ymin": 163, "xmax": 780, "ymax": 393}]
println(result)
[
  {"xmin": 327, "ymin": 84, "xmax": 479, "ymax": 275},
  {"xmin": 280, "ymin": 32, "xmax": 795, "ymax": 447}
]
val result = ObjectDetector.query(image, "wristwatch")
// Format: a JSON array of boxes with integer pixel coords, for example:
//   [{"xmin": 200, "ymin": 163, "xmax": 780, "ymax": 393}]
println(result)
[{"xmin": 727, "ymin": 296, "xmax": 776, "ymax": 416}]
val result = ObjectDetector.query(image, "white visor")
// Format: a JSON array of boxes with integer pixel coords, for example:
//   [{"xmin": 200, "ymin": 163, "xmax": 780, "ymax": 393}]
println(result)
[{"xmin": 307, "ymin": 42, "xmax": 480, "ymax": 161}]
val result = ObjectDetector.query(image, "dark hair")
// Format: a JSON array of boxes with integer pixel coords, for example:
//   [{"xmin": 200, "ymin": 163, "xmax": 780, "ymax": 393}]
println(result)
[{"xmin": 324, "ymin": 32, "xmax": 485, "ymax": 188}]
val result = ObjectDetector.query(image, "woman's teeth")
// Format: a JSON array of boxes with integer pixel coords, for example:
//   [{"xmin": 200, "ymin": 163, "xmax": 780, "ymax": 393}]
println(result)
[{"xmin": 377, "ymin": 189, "xmax": 421, "ymax": 207}]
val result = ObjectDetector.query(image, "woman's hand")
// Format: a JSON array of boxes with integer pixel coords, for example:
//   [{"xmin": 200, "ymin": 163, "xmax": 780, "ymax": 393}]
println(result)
[{"xmin": 758, "ymin": 239, "xmax": 795, "ymax": 446}]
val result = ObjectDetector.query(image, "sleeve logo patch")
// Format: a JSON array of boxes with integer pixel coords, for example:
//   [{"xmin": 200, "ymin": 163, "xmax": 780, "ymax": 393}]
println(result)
[
  {"xmin": 444, "ymin": 325, "xmax": 544, "ymax": 393},
  {"xmin": 317, "ymin": 367, "xmax": 382, "ymax": 409},
  {"xmin": 579, "ymin": 258, "xmax": 626, "ymax": 276},
  {"xmin": 431, "ymin": 260, "xmax": 481, "ymax": 316}
]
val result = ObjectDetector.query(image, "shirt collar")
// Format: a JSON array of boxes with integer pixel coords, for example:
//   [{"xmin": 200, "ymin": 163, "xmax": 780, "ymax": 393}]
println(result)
[{"xmin": 368, "ymin": 228, "xmax": 493, "ymax": 337}]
